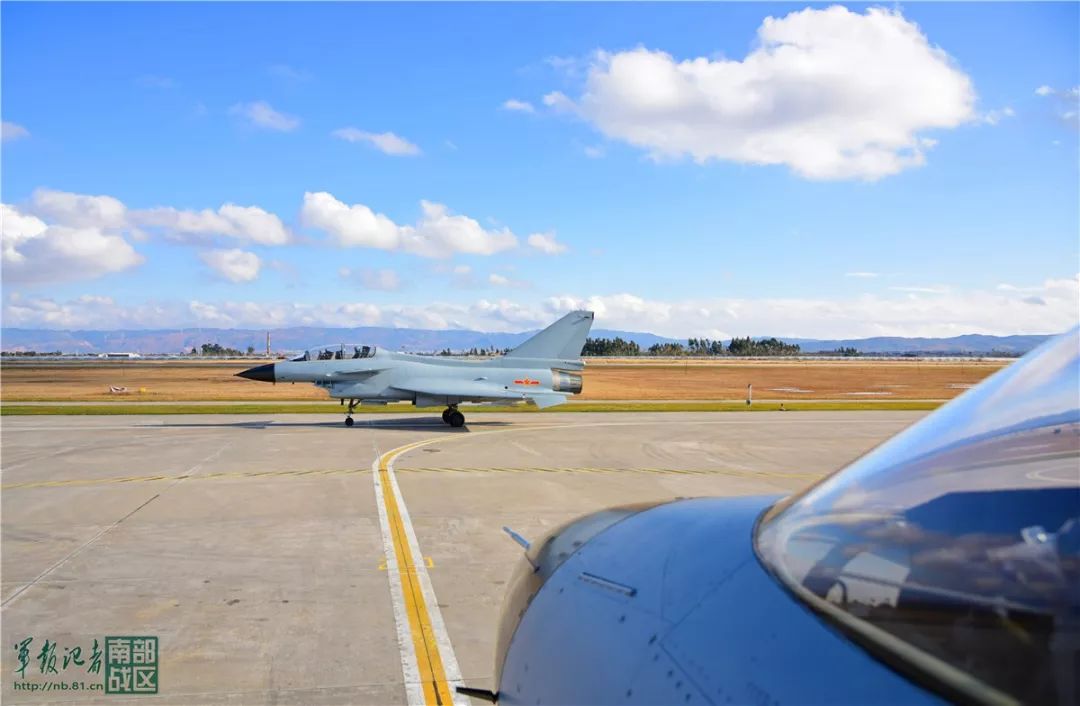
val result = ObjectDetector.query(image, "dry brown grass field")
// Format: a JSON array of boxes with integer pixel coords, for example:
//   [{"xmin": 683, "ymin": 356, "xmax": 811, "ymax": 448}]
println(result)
[{"xmin": 0, "ymin": 358, "xmax": 1009, "ymax": 402}]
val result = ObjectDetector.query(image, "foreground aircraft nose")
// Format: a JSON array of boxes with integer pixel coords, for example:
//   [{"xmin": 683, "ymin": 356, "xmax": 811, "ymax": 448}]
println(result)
[{"xmin": 236, "ymin": 363, "xmax": 275, "ymax": 382}]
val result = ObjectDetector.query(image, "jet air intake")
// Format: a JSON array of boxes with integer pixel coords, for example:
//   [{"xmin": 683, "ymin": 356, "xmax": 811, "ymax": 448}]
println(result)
[{"xmin": 552, "ymin": 370, "xmax": 582, "ymax": 394}]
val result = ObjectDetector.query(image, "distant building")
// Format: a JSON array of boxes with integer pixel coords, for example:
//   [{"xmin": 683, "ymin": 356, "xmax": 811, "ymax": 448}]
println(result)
[{"xmin": 98, "ymin": 352, "xmax": 142, "ymax": 359}]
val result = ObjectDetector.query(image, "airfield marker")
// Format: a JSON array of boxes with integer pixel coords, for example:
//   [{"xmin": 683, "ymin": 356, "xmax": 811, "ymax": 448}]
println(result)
[{"xmin": 372, "ymin": 438, "xmax": 468, "ymax": 706}]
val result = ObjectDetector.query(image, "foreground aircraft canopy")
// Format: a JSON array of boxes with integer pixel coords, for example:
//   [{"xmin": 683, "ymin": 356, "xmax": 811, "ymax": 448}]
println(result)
[
  {"xmin": 474, "ymin": 327, "xmax": 1080, "ymax": 705},
  {"xmin": 236, "ymin": 310, "xmax": 594, "ymax": 427}
]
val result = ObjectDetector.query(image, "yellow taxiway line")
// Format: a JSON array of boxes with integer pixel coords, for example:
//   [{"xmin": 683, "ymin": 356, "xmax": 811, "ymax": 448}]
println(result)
[{"xmin": 373, "ymin": 437, "xmax": 465, "ymax": 706}]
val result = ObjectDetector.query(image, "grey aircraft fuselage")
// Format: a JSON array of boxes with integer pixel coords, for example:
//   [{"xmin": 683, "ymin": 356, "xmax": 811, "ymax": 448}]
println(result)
[
  {"xmin": 270, "ymin": 348, "xmax": 582, "ymax": 407},
  {"xmin": 236, "ymin": 310, "xmax": 595, "ymax": 426}
]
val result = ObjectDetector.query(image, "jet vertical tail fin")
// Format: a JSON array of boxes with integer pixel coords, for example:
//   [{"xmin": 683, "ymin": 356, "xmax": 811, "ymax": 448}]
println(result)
[{"xmin": 504, "ymin": 310, "xmax": 594, "ymax": 361}]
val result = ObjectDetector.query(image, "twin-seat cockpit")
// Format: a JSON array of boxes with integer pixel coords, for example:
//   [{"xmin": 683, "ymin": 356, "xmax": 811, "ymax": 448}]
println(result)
[{"xmin": 291, "ymin": 344, "xmax": 377, "ymax": 362}]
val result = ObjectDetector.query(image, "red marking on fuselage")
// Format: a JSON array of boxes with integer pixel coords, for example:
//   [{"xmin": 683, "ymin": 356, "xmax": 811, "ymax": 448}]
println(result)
[{"xmin": 513, "ymin": 378, "xmax": 541, "ymax": 386}]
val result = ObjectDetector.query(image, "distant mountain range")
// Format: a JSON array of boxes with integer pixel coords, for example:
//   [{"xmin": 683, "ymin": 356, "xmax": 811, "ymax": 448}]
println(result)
[
  {"xmin": 0, "ymin": 326, "xmax": 1053, "ymax": 356},
  {"xmin": 0, "ymin": 326, "xmax": 675, "ymax": 355},
  {"xmin": 789, "ymin": 334, "xmax": 1051, "ymax": 355}
]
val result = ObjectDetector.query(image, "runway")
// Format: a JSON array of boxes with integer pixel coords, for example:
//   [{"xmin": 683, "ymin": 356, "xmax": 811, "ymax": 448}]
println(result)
[{"xmin": 1, "ymin": 411, "xmax": 924, "ymax": 704}]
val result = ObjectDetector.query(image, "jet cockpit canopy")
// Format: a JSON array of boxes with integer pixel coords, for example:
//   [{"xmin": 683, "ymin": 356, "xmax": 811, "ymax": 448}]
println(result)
[{"xmin": 291, "ymin": 344, "xmax": 377, "ymax": 362}]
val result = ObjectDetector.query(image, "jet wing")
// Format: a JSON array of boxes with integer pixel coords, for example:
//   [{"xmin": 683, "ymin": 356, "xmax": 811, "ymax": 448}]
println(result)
[
  {"xmin": 392, "ymin": 378, "xmax": 568, "ymax": 408},
  {"xmin": 527, "ymin": 392, "xmax": 570, "ymax": 409}
]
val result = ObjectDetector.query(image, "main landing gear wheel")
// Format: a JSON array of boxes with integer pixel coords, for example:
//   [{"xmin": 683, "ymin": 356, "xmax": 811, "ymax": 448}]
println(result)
[
  {"xmin": 448, "ymin": 410, "xmax": 465, "ymax": 428},
  {"xmin": 345, "ymin": 399, "xmax": 357, "ymax": 427},
  {"xmin": 344, "ymin": 417, "xmax": 354, "ymax": 427},
  {"xmin": 441, "ymin": 408, "xmax": 451, "ymax": 424}
]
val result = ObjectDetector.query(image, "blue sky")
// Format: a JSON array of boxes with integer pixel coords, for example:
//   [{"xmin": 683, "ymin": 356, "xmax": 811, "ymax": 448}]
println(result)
[{"xmin": 2, "ymin": 2, "xmax": 1078, "ymax": 338}]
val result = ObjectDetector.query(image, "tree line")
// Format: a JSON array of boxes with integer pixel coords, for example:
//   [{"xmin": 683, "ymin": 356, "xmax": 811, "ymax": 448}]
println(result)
[
  {"xmin": 189, "ymin": 342, "xmax": 255, "ymax": 357},
  {"xmin": 582, "ymin": 336, "xmax": 814, "ymax": 357},
  {"xmin": 0, "ymin": 350, "xmax": 63, "ymax": 357}
]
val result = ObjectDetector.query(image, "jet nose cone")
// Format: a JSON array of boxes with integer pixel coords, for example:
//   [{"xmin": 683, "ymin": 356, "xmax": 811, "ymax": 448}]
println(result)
[{"xmin": 236, "ymin": 363, "xmax": 276, "ymax": 383}]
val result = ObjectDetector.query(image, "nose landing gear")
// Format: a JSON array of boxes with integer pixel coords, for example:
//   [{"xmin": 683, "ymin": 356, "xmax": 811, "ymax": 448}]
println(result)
[
  {"xmin": 344, "ymin": 399, "xmax": 357, "ymax": 427},
  {"xmin": 442, "ymin": 405, "xmax": 465, "ymax": 428}
]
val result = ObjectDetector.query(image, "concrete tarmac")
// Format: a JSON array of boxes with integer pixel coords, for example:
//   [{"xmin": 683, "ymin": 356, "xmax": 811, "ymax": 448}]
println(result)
[{"xmin": 1, "ymin": 411, "xmax": 924, "ymax": 704}]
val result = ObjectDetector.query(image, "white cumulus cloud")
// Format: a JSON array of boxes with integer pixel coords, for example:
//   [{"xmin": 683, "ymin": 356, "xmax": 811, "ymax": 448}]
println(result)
[
  {"xmin": 134, "ymin": 203, "xmax": 291, "ymax": 245},
  {"xmin": 1033, "ymin": 85, "xmax": 1080, "ymax": 128},
  {"xmin": 5, "ymin": 277, "xmax": 1077, "ymax": 337},
  {"xmin": 24, "ymin": 189, "xmax": 290, "ymax": 245},
  {"xmin": 199, "ymin": 248, "xmax": 262, "ymax": 283},
  {"xmin": 890, "ymin": 285, "xmax": 952, "ymax": 294},
  {"xmin": 501, "ymin": 99, "xmax": 535, "ymax": 113},
  {"xmin": 488, "ymin": 273, "xmax": 530, "ymax": 289},
  {"xmin": 553, "ymin": 6, "xmax": 976, "ymax": 180},
  {"xmin": 300, "ymin": 192, "xmax": 521, "ymax": 257},
  {"xmin": 981, "ymin": 106, "xmax": 1015, "ymax": 125},
  {"xmin": 229, "ymin": 101, "xmax": 300, "ymax": 131},
  {"xmin": 527, "ymin": 232, "xmax": 568, "ymax": 255},
  {"xmin": 542, "ymin": 91, "xmax": 576, "ymax": 113},
  {"xmin": 2, "ymin": 189, "xmax": 297, "ymax": 284},
  {"xmin": 542, "ymin": 278, "xmax": 1080, "ymax": 339},
  {"xmin": 2, "ymin": 121, "xmax": 30, "ymax": 142},
  {"xmin": 1, "ymin": 204, "xmax": 49, "ymax": 264},
  {"xmin": 332, "ymin": 128, "xmax": 421, "ymax": 156},
  {"xmin": 30, "ymin": 189, "xmax": 128, "ymax": 229},
  {"xmin": 1, "ymin": 204, "xmax": 143, "ymax": 285}
]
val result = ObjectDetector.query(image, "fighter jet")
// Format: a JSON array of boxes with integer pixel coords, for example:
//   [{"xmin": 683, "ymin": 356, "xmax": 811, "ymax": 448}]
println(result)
[
  {"xmin": 236, "ymin": 310, "xmax": 594, "ymax": 427},
  {"xmin": 471, "ymin": 326, "xmax": 1080, "ymax": 705}
]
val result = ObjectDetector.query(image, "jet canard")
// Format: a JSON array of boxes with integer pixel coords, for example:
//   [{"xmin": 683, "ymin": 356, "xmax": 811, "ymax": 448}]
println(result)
[{"xmin": 236, "ymin": 310, "xmax": 594, "ymax": 427}]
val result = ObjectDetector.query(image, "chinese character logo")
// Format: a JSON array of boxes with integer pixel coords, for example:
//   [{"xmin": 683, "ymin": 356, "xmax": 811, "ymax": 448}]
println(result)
[
  {"xmin": 105, "ymin": 636, "xmax": 157, "ymax": 694},
  {"xmin": 13, "ymin": 637, "xmax": 32, "ymax": 679}
]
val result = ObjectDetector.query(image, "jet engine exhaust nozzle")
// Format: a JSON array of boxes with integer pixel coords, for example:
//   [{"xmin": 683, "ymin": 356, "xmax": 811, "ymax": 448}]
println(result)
[
  {"xmin": 236, "ymin": 363, "xmax": 276, "ymax": 383},
  {"xmin": 552, "ymin": 370, "xmax": 582, "ymax": 394}
]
